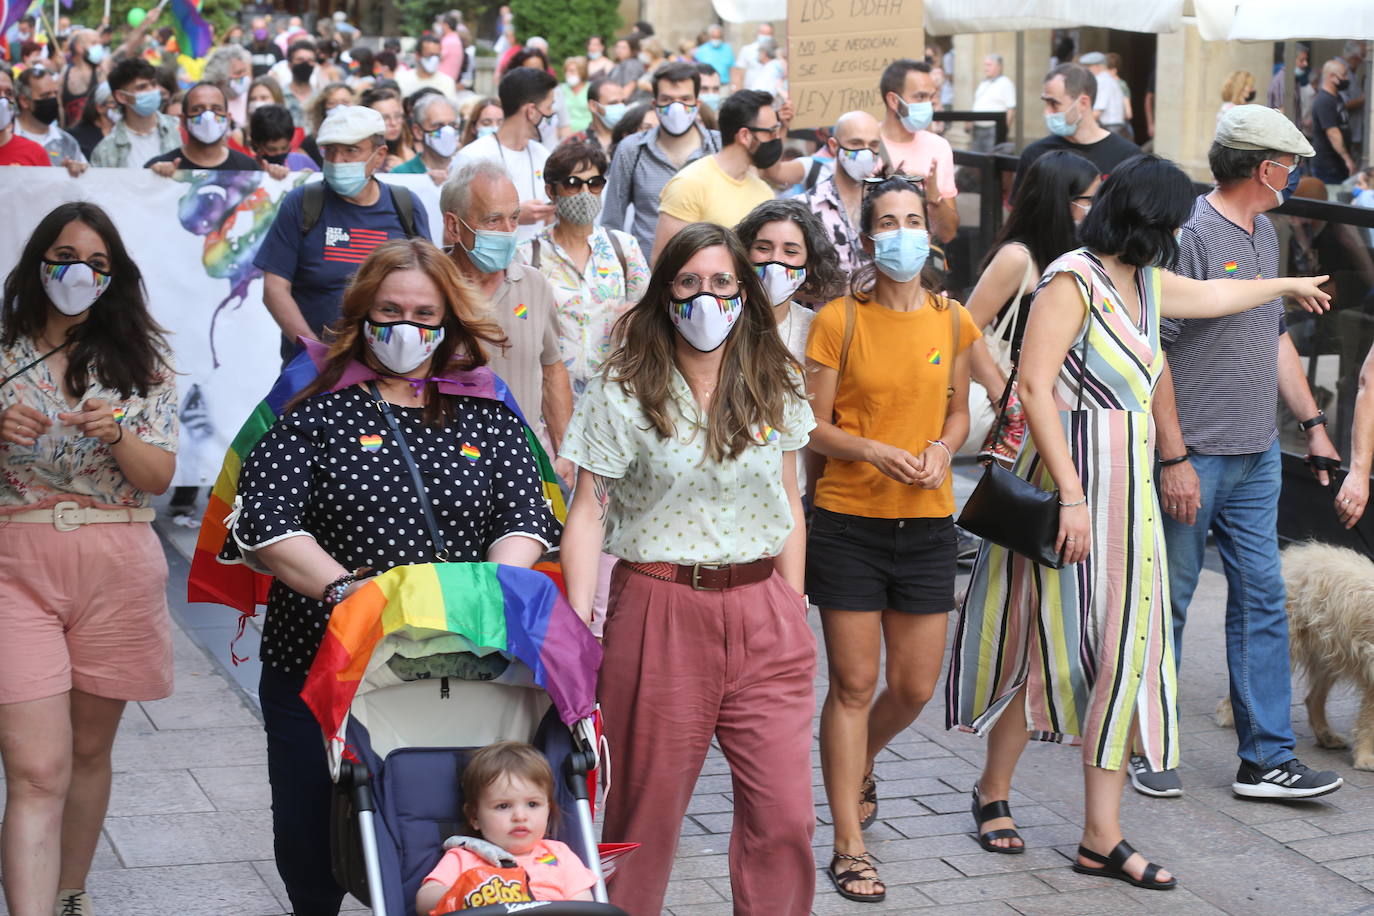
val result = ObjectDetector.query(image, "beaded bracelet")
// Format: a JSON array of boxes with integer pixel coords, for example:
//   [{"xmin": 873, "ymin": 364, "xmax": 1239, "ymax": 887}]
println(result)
[{"xmin": 322, "ymin": 572, "xmax": 357, "ymax": 608}]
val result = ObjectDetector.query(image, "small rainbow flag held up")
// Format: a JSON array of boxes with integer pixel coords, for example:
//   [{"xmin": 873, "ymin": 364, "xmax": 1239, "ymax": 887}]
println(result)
[
  {"xmin": 300, "ymin": 563, "xmax": 602, "ymax": 742},
  {"xmin": 169, "ymin": 0, "xmax": 213, "ymax": 59},
  {"xmin": 187, "ymin": 339, "xmax": 567, "ymax": 626}
]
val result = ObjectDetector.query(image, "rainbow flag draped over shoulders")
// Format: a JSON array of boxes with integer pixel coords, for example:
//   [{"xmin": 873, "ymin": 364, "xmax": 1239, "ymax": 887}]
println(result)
[
  {"xmin": 187, "ymin": 339, "xmax": 567, "ymax": 618},
  {"xmin": 169, "ymin": 0, "xmax": 213, "ymax": 59},
  {"xmin": 302, "ymin": 562, "xmax": 601, "ymax": 740}
]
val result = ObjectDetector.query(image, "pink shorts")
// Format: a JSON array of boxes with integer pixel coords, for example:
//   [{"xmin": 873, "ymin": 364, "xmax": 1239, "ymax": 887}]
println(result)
[{"xmin": 0, "ymin": 519, "xmax": 173, "ymax": 704}]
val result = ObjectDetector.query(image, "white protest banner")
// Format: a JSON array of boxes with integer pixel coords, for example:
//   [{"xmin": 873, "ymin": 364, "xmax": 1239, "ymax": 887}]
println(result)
[
  {"xmin": 0, "ymin": 168, "xmax": 444, "ymax": 486},
  {"xmin": 788, "ymin": 0, "xmax": 925, "ymax": 128}
]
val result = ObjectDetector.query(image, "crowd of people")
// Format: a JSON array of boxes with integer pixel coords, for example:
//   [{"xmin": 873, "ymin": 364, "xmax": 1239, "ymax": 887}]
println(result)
[{"xmin": 1, "ymin": 10, "xmax": 1372, "ymax": 916}]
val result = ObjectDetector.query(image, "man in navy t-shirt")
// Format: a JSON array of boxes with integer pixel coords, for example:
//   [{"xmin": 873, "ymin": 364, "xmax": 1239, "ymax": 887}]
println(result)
[{"xmin": 255, "ymin": 105, "xmax": 430, "ymax": 359}]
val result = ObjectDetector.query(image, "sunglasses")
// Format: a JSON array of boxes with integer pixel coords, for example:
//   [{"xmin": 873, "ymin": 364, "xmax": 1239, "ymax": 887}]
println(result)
[
  {"xmin": 555, "ymin": 175, "xmax": 607, "ymax": 191},
  {"xmin": 861, "ymin": 173, "xmax": 925, "ymax": 195}
]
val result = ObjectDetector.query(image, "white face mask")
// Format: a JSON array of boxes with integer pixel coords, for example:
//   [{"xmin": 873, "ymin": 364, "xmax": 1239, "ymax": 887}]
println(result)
[
  {"xmin": 566, "ymin": 73, "xmax": 581, "ymax": 87},
  {"xmin": 669, "ymin": 293, "xmax": 743, "ymax": 352},
  {"xmin": 657, "ymin": 101, "xmax": 696, "ymax": 136},
  {"xmin": 364, "ymin": 319, "xmax": 445, "ymax": 374},
  {"xmin": 423, "ymin": 124, "xmax": 460, "ymax": 158},
  {"xmin": 0, "ymin": 97, "xmax": 13, "ymax": 131},
  {"xmin": 836, "ymin": 146, "xmax": 878, "ymax": 182},
  {"xmin": 754, "ymin": 261, "xmax": 806, "ymax": 306},
  {"xmin": 187, "ymin": 111, "xmax": 228, "ymax": 144},
  {"xmin": 420, "ymin": 54, "xmax": 441, "ymax": 73},
  {"xmin": 227, "ymin": 75, "xmax": 251, "ymax": 98},
  {"xmin": 40, "ymin": 260, "xmax": 112, "ymax": 316}
]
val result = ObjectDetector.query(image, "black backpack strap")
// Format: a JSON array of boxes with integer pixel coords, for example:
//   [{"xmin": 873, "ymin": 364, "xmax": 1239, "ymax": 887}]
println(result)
[
  {"xmin": 300, "ymin": 181, "xmax": 325, "ymax": 236},
  {"xmin": 390, "ymin": 183, "xmax": 418, "ymax": 238},
  {"xmin": 606, "ymin": 230, "xmax": 627, "ymax": 278},
  {"xmin": 804, "ymin": 157, "xmax": 824, "ymax": 191}
]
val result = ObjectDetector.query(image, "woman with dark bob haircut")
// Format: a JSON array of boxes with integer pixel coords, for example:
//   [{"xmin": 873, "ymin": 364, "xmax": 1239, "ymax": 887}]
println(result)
[
  {"xmin": 560, "ymin": 222, "xmax": 816, "ymax": 915},
  {"xmin": 0, "ymin": 202, "xmax": 177, "ymax": 916},
  {"xmin": 948, "ymin": 155, "xmax": 1330, "ymax": 890}
]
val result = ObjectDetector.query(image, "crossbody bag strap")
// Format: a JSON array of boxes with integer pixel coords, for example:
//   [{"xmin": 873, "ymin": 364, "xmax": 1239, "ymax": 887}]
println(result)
[
  {"xmin": 945, "ymin": 296, "xmax": 959, "ymax": 405},
  {"xmin": 988, "ymin": 243, "xmax": 1037, "ymax": 357},
  {"xmin": 366, "ymin": 381, "xmax": 449, "ymax": 561},
  {"xmin": 837, "ymin": 296, "xmax": 857, "ymax": 382}
]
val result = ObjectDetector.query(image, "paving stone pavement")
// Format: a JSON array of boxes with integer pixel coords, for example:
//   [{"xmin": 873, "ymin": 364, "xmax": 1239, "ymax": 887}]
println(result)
[{"xmin": 2, "ymin": 491, "xmax": 1372, "ymax": 915}]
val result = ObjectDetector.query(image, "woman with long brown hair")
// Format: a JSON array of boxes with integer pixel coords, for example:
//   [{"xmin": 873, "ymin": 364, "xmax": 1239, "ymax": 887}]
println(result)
[
  {"xmin": 0, "ymin": 201, "xmax": 177, "ymax": 916},
  {"xmin": 221, "ymin": 238, "xmax": 560, "ymax": 916},
  {"xmin": 560, "ymin": 222, "xmax": 817, "ymax": 916}
]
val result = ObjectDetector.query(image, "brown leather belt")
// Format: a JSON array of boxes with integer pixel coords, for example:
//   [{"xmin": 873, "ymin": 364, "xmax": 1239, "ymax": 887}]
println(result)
[{"xmin": 623, "ymin": 558, "xmax": 776, "ymax": 591}]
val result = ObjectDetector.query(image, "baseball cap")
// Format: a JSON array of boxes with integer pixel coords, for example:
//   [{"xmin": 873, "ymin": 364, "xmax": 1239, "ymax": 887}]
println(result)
[
  {"xmin": 1215, "ymin": 104, "xmax": 1315, "ymax": 158},
  {"xmin": 316, "ymin": 105, "xmax": 386, "ymax": 146},
  {"xmin": 1078, "ymin": 51, "xmax": 1106, "ymax": 65}
]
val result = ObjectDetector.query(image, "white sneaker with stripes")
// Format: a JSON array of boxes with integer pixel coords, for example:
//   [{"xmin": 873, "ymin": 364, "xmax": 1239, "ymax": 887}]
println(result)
[{"xmin": 1232, "ymin": 759, "xmax": 1343, "ymax": 799}]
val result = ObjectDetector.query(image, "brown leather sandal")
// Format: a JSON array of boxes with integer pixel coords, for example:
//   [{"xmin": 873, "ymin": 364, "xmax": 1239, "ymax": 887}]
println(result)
[
  {"xmin": 827, "ymin": 852, "xmax": 886, "ymax": 902},
  {"xmin": 859, "ymin": 769, "xmax": 878, "ymax": 830}
]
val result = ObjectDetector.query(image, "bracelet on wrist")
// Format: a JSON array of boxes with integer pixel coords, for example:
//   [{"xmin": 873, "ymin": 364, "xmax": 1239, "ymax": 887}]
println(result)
[
  {"xmin": 1158, "ymin": 452, "xmax": 1189, "ymax": 467},
  {"xmin": 1058, "ymin": 495, "xmax": 1087, "ymax": 507},
  {"xmin": 110, "ymin": 425, "xmax": 124, "ymax": 446},
  {"xmin": 322, "ymin": 572, "xmax": 357, "ymax": 607},
  {"xmin": 927, "ymin": 438, "xmax": 952, "ymax": 461},
  {"xmin": 1299, "ymin": 410, "xmax": 1328, "ymax": 432}
]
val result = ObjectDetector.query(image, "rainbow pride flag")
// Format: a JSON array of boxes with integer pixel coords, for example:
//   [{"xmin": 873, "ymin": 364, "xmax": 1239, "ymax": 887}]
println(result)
[
  {"xmin": 169, "ymin": 0, "xmax": 212, "ymax": 59},
  {"xmin": 187, "ymin": 339, "xmax": 567, "ymax": 620},
  {"xmin": 301, "ymin": 563, "xmax": 601, "ymax": 739}
]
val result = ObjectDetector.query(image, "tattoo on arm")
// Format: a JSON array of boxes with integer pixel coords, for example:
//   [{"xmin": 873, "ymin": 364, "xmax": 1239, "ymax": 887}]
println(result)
[{"xmin": 592, "ymin": 474, "xmax": 613, "ymax": 520}]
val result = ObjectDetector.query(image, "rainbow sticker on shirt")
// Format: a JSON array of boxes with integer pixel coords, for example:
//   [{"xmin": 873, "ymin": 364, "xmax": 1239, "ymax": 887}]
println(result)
[
  {"xmin": 755, "ymin": 425, "xmax": 780, "ymax": 444},
  {"xmin": 461, "ymin": 443, "xmax": 481, "ymax": 462},
  {"xmin": 359, "ymin": 435, "xmax": 383, "ymax": 452},
  {"xmin": 1224, "ymin": 261, "xmax": 1239, "ymax": 274},
  {"xmin": 1099, "ymin": 297, "xmax": 1115, "ymax": 314},
  {"xmin": 514, "ymin": 303, "xmax": 529, "ymax": 320},
  {"xmin": 112, "ymin": 407, "xmax": 126, "ymax": 424},
  {"xmin": 536, "ymin": 852, "xmax": 559, "ymax": 866},
  {"xmin": 926, "ymin": 348, "xmax": 942, "ymax": 365}
]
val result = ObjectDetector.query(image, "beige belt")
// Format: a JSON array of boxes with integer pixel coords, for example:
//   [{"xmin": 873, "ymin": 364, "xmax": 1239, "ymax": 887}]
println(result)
[{"xmin": 4, "ymin": 500, "xmax": 156, "ymax": 532}]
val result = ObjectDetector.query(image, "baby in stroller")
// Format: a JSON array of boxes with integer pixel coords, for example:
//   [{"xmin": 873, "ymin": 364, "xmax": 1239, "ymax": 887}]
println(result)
[{"xmin": 416, "ymin": 741, "xmax": 598, "ymax": 914}]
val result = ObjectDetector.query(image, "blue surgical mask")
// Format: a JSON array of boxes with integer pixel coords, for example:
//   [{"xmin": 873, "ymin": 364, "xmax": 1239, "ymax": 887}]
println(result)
[
  {"xmin": 870, "ymin": 228, "xmax": 930, "ymax": 283},
  {"xmin": 323, "ymin": 160, "xmax": 370, "ymax": 198},
  {"xmin": 1045, "ymin": 107, "xmax": 1080, "ymax": 138},
  {"xmin": 460, "ymin": 217, "xmax": 518, "ymax": 272},
  {"xmin": 130, "ymin": 88, "xmax": 162, "ymax": 117},
  {"xmin": 699, "ymin": 91, "xmax": 722, "ymax": 111},
  {"xmin": 599, "ymin": 102, "xmax": 627, "ymax": 127},
  {"xmin": 476, "ymin": 124, "xmax": 498, "ymax": 138},
  {"xmin": 898, "ymin": 100, "xmax": 934, "ymax": 132}
]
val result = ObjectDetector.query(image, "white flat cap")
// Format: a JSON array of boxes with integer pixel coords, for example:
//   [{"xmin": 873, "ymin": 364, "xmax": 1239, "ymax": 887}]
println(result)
[
  {"xmin": 1216, "ymin": 104, "xmax": 1315, "ymax": 157},
  {"xmin": 1078, "ymin": 51, "xmax": 1106, "ymax": 65},
  {"xmin": 316, "ymin": 105, "xmax": 386, "ymax": 146}
]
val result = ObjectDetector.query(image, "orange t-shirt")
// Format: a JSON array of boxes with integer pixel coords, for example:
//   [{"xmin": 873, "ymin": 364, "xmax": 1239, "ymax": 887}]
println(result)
[
  {"xmin": 806, "ymin": 293, "xmax": 980, "ymax": 519},
  {"xmin": 421, "ymin": 838, "xmax": 596, "ymax": 904}
]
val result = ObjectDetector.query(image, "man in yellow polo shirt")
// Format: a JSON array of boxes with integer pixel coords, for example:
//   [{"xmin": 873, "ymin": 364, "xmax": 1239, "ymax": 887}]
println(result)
[{"xmin": 650, "ymin": 89, "xmax": 780, "ymax": 262}]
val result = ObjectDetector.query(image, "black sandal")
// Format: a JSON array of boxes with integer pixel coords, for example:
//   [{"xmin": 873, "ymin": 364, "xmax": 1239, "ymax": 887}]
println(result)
[
  {"xmin": 1071, "ymin": 839, "xmax": 1177, "ymax": 890},
  {"xmin": 827, "ymin": 852, "xmax": 886, "ymax": 903},
  {"xmin": 859, "ymin": 769, "xmax": 878, "ymax": 830},
  {"xmin": 971, "ymin": 785, "xmax": 1024, "ymax": 854}
]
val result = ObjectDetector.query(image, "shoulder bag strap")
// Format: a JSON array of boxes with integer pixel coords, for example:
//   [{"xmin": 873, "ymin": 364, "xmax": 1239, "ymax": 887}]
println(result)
[
  {"xmin": 366, "ymin": 381, "xmax": 449, "ymax": 561},
  {"xmin": 606, "ymin": 230, "xmax": 628, "ymax": 278},
  {"xmin": 837, "ymin": 296, "xmax": 857, "ymax": 383},
  {"xmin": 989, "ymin": 243, "xmax": 1037, "ymax": 354},
  {"xmin": 945, "ymin": 296, "xmax": 960, "ymax": 405}
]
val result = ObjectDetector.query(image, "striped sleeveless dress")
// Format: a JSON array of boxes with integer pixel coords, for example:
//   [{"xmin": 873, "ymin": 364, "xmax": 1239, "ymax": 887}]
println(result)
[{"xmin": 946, "ymin": 249, "xmax": 1179, "ymax": 772}]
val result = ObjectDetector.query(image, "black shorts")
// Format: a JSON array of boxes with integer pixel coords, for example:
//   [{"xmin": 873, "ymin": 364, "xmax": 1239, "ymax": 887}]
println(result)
[{"xmin": 805, "ymin": 508, "xmax": 957, "ymax": 613}]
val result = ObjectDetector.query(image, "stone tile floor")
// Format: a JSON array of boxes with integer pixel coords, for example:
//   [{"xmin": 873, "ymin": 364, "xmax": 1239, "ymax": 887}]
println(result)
[{"xmin": 2, "ymin": 494, "xmax": 1372, "ymax": 915}]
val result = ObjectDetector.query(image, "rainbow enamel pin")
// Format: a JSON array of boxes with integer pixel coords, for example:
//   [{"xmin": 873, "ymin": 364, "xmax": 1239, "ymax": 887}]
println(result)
[
  {"xmin": 461, "ymin": 443, "xmax": 481, "ymax": 462},
  {"xmin": 359, "ymin": 435, "xmax": 383, "ymax": 452}
]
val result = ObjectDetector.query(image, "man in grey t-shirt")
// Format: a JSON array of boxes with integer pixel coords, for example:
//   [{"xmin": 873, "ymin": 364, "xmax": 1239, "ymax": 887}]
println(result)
[{"xmin": 1140, "ymin": 106, "xmax": 1342, "ymax": 801}]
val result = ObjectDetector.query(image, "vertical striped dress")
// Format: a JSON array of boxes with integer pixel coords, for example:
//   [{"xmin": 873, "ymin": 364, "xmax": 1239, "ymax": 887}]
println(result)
[{"xmin": 946, "ymin": 249, "xmax": 1179, "ymax": 772}]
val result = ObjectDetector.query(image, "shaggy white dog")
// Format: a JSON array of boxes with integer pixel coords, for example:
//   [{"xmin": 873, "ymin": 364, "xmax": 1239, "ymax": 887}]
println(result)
[{"xmin": 1215, "ymin": 541, "xmax": 1374, "ymax": 770}]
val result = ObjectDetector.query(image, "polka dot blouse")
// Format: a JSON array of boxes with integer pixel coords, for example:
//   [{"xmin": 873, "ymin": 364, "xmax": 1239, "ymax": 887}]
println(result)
[{"xmin": 220, "ymin": 386, "xmax": 560, "ymax": 674}]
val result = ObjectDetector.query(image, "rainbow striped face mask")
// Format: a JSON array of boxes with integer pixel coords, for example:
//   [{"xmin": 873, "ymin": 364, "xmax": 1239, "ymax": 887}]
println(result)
[
  {"xmin": 40, "ymin": 259, "xmax": 112, "ymax": 316},
  {"xmin": 364, "ymin": 319, "xmax": 445, "ymax": 374},
  {"xmin": 754, "ymin": 261, "xmax": 807, "ymax": 307}
]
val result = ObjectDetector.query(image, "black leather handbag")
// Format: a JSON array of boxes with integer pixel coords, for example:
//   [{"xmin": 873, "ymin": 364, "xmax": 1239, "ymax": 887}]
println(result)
[{"xmin": 957, "ymin": 318, "xmax": 1091, "ymax": 569}]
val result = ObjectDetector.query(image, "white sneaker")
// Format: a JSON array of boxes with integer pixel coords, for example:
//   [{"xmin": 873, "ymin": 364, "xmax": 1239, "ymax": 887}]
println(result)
[{"xmin": 55, "ymin": 889, "xmax": 92, "ymax": 916}]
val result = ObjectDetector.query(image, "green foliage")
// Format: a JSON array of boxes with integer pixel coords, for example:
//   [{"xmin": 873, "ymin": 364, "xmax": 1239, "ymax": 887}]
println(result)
[
  {"xmin": 62, "ymin": 0, "xmax": 241, "ymax": 47},
  {"xmin": 392, "ymin": 0, "xmax": 501, "ymax": 48},
  {"xmin": 510, "ymin": 0, "xmax": 620, "ymax": 69}
]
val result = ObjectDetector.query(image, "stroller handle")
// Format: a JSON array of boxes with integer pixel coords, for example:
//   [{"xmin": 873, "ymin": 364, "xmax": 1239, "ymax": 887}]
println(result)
[{"xmin": 436, "ymin": 904, "xmax": 629, "ymax": 916}]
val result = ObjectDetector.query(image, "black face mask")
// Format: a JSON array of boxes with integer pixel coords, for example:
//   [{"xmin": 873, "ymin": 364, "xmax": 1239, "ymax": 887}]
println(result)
[
  {"xmin": 261, "ymin": 151, "xmax": 289, "ymax": 165},
  {"xmin": 1336, "ymin": 77, "xmax": 1352, "ymax": 92},
  {"xmin": 1245, "ymin": 89, "xmax": 1256, "ymax": 102},
  {"xmin": 32, "ymin": 96, "xmax": 59, "ymax": 125},
  {"xmin": 750, "ymin": 137, "xmax": 783, "ymax": 170},
  {"xmin": 291, "ymin": 61, "xmax": 315, "ymax": 85}
]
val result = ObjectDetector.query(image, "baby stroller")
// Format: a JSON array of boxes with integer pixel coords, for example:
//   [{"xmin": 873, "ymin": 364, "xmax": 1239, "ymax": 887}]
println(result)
[{"xmin": 301, "ymin": 561, "xmax": 632, "ymax": 916}]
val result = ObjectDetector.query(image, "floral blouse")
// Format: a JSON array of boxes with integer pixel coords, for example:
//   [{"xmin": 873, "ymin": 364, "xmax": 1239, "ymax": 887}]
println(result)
[
  {"xmin": 519, "ymin": 226, "xmax": 650, "ymax": 397},
  {"xmin": 0, "ymin": 332, "xmax": 178, "ymax": 510},
  {"xmin": 221, "ymin": 386, "xmax": 560, "ymax": 674}
]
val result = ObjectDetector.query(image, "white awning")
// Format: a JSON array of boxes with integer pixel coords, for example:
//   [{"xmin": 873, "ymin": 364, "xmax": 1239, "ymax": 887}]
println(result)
[
  {"xmin": 925, "ymin": 0, "xmax": 1184, "ymax": 36},
  {"xmin": 1223, "ymin": 0, "xmax": 1374, "ymax": 40},
  {"xmin": 712, "ymin": 0, "xmax": 784, "ymax": 23}
]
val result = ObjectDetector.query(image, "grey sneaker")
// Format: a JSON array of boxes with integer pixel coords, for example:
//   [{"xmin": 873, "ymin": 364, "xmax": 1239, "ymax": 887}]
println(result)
[
  {"xmin": 1129, "ymin": 754, "xmax": 1183, "ymax": 798},
  {"xmin": 1233, "ymin": 759, "xmax": 1343, "ymax": 799},
  {"xmin": 55, "ymin": 889, "xmax": 92, "ymax": 916}
]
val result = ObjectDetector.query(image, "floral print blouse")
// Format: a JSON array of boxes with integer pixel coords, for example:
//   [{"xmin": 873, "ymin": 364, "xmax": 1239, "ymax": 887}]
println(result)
[{"xmin": 0, "ymin": 332, "xmax": 179, "ymax": 510}]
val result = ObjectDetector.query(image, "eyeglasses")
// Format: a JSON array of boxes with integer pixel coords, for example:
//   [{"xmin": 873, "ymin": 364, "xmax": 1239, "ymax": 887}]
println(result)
[
  {"xmin": 555, "ymin": 174, "xmax": 607, "ymax": 192},
  {"xmin": 746, "ymin": 123, "xmax": 782, "ymax": 138},
  {"xmin": 671, "ymin": 272, "xmax": 739, "ymax": 299}
]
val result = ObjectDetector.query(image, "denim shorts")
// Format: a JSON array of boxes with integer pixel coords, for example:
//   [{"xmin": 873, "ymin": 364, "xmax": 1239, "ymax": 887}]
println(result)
[{"xmin": 805, "ymin": 508, "xmax": 957, "ymax": 613}]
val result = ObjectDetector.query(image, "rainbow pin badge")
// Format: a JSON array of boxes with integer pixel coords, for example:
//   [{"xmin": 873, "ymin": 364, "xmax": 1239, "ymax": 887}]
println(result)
[
  {"xmin": 359, "ymin": 434, "xmax": 383, "ymax": 452},
  {"xmin": 1224, "ymin": 261, "xmax": 1239, "ymax": 274},
  {"xmin": 461, "ymin": 443, "xmax": 481, "ymax": 463},
  {"xmin": 514, "ymin": 303, "xmax": 529, "ymax": 320},
  {"xmin": 926, "ymin": 348, "xmax": 942, "ymax": 365},
  {"xmin": 112, "ymin": 407, "xmax": 126, "ymax": 424},
  {"xmin": 536, "ymin": 852, "xmax": 559, "ymax": 866},
  {"xmin": 757, "ymin": 425, "xmax": 780, "ymax": 444},
  {"xmin": 1100, "ymin": 297, "xmax": 1116, "ymax": 314}
]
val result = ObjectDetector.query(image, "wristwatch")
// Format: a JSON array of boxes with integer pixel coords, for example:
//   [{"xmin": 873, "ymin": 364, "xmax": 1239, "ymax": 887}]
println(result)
[{"xmin": 1299, "ymin": 411, "xmax": 1328, "ymax": 432}]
